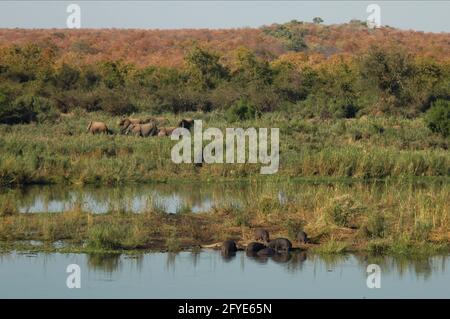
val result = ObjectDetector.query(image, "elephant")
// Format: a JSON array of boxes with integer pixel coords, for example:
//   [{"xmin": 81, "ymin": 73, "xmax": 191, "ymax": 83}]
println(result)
[
  {"xmin": 221, "ymin": 240, "xmax": 238, "ymax": 256},
  {"xmin": 178, "ymin": 118, "xmax": 194, "ymax": 130},
  {"xmin": 256, "ymin": 247, "xmax": 276, "ymax": 257},
  {"xmin": 125, "ymin": 123, "xmax": 142, "ymax": 136},
  {"xmin": 245, "ymin": 242, "xmax": 266, "ymax": 256},
  {"xmin": 118, "ymin": 117, "xmax": 149, "ymax": 134},
  {"xmin": 86, "ymin": 121, "xmax": 112, "ymax": 135},
  {"xmin": 146, "ymin": 116, "xmax": 168, "ymax": 125},
  {"xmin": 297, "ymin": 230, "xmax": 308, "ymax": 244},
  {"xmin": 268, "ymin": 238, "xmax": 292, "ymax": 252},
  {"xmin": 255, "ymin": 228, "xmax": 270, "ymax": 243},
  {"xmin": 125, "ymin": 123, "xmax": 158, "ymax": 137},
  {"xmin": 157, "ymin": 127, "xmax": 177, "ymax": 137}
]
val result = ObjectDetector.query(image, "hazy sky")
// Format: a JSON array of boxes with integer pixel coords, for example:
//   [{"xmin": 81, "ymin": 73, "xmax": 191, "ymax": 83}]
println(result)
[{"xmin": 0, "ymin": 1, "xmax": 449, "ymax": 32}]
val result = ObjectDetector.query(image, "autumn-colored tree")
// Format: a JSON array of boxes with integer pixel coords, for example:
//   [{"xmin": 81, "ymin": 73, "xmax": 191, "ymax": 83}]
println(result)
[{"xmin": 185, "ymin": 45, "xmax": 228, "ymax": 90}]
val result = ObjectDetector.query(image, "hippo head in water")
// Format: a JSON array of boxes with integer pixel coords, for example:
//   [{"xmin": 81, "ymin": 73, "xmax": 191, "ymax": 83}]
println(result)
[
  {"xmin": 268, "ymin": 238, "xmax": 292, "ymax": 252},
  {"xmin": 221, "ymin": 240, "xmax": 238, "ymax": 257}
]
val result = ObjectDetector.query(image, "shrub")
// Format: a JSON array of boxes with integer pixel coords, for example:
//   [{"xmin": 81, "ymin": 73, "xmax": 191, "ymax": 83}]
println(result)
[
  {"xmin": 0, "ymin": 94, "xmax": 57, "ymax": 124},
  {"xmin": 225, "ymin": 99, "xmax": 258, "ymax": 121},
  {"xmin": 363, "ymin": 213, "xmax": 386, "ymax": 239},
  {"xmin": 98, "ymin": 90, "xmax": 138, "ymax": 115},
  {"xmin": 325, "ymin": 196, "xmax": 360, "ymax": 228},
  {"xmin": 424, "ymin": 99, "xmax": 450, "ymax": 137},
  {"xmin": 87, "ymin": 223, "xmax": 130, "ymax": 250}
]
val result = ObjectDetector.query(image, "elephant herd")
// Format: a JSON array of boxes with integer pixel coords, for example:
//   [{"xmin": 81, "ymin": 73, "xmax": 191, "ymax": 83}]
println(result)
[
  {"xmin": 221, "ymin": 229, "xmax": 309, "ymax": 259},
  {"xmin": 86, "ymin": 117, "xmax": 194, "ymax": 137}
]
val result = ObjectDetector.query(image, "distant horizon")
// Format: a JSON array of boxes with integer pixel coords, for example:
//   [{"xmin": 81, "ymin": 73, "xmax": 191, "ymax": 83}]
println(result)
[
  {"xmin": 0, "ymin": 20, "xmax": 448, "ymax": 34},
  {"xmin": 0, "ymin": 1, "xmax": 449, "ymax": 33}
]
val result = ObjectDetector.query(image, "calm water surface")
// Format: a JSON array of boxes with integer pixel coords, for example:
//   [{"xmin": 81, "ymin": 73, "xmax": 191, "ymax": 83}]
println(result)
[{"xmin": 0, "ymin": 251, "xmax": 449, "ymax": 298}]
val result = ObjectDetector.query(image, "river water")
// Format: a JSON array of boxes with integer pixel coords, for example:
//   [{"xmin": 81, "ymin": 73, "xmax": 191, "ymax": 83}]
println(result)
[{"xmin": 0, "ymin": 250, "xmax": 449, "ymax": 298}]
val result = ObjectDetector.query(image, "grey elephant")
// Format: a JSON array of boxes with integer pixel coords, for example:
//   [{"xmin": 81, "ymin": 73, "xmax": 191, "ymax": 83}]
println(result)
[
  {"xmin": 146, "ymin": 116, "xmax": 168, "ymax": 126},
  {"xmin": 125, "ymin": 123, "xmax": 158, "ymax": 137},
  {"xmin": 178, "ymin": 118, "xmax": 194, "ymax": 130},
  {"xmin": 118, "ymin": 117, "xmax": 149, "ymax": 134},
  {"xmin": 157, "ymin": 127, "xmax": 177, "ymax": 137},
  {"xmin": 86, "ymin": 121, "xmax": 112, "ymax": 135},
  {"xmin": 255, "ymin": 228, "xmax": 270, "ymax": 243},
  {"xmin": 268, "ymin": 238, "xmax": 292, "ymax": 252}
]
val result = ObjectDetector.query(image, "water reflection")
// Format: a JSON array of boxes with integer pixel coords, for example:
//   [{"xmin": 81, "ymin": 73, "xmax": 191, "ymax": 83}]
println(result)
[
  {"xmin": 0, "ymin": 250, "xmax": 449, "ymax": 298},
  {"xmin": 77, "ymin": 250, "xmax": 448, "ymax": 280},
  {"xmin": 87, "ymin": 253, "xmax": 122, "ymax": 273},
  {"xmin": 2, "ymin": 179, "xmax": 446, "ymax": 215}
]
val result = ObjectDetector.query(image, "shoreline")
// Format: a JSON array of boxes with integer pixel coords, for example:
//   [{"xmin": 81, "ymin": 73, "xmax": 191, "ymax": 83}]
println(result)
[
  {"xmin": 1, "ymin": 210, "xmax": 448, "ymax": 257},
  {"xmin": 1, "ymin": 175, "xmax": 449, "ymax": 190},
  {"xmin": 1, "ymin": 240, "xmax": 449, "ymax": 257}
]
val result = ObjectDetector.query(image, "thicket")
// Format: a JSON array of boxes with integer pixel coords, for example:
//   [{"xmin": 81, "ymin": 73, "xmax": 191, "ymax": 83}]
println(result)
[{"xmin": 0, "ymin": 39, "xmax": 449, "ymax": 126}]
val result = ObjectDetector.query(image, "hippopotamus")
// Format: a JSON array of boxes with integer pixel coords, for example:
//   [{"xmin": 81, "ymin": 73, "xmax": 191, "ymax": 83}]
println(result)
[
  {"xmin": 297, "ymin": 231, "xmax": 308, "ymax": 244},
  {"xmin": 256, "ymin": 247, "xmax": 276, "ymax": 256},
  {"xmin": 246, "ymin": 242, "xmax": 266, "ymax": 256},
  {"xmin": 268, "ymin": 238, "xmax": 292, "ymax": 252},
  {"xmin": 255, "ymin": 228, "xmax": 270, "ymax": 242},
  {"xmin": 221, "ymin": 240, "xmax": 238, "ymax": 256}
]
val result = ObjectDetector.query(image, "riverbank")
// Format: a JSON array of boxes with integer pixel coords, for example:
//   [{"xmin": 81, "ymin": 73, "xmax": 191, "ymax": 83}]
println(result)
[{"xmin": 1, "ymin": 181, "xmax": 448, "ymax": 256}]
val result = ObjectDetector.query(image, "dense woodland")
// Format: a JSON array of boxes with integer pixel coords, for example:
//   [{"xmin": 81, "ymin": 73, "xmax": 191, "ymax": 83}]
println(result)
[{"xmin": 0, "ymin": 21, "xmax": 449, "ymax": 136}]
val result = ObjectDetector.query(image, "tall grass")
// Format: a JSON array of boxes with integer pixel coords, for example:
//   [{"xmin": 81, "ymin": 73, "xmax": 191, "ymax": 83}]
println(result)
[
  {"xmin": 0, "ymin": 180, "xmax": 447, "ymax": 254},
  {"xmin": 0, "ymin": 112, "xmax": 448, "ymax": 187}
]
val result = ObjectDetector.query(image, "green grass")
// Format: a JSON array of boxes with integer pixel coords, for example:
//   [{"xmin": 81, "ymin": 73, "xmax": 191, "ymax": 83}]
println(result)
[
  {"xmin": 0, "ymin": 179, "xmax": 448, "ymax": 255},
  {"xmin": 0, "ymin": 111, "xmax": 448, "ymax": 187},
  {"xmin": 311, "ymin": 239, "xmax": 350, "ymax": 254}
]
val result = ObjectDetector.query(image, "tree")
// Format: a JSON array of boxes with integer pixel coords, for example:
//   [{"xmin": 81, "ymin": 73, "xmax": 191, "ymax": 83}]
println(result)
[
  {"xmin": 231, "ymin": 47, "xmax": 272, "ymax": 88},
  {"xmin": 99, "ymin": 61, "xmax": 134, "ymax": 89},
  {"xmin": 0, "ymin": 44, "xmax": 55, "ymax": 83},
  {"xmin": 185, "ymin": 45, "xmax": 228, "ymax": 90},
  {"xmin": 425, "ymin": 99, "xmax": 450, "ymax": 137},
  {"xmin": 313, "ymin": 17, "xmax": 324, "ymax": 24},
  {"xmin": 360, "ymin": 45, "xmax": 415, "ymax": 113},
  {"xmin": 53, "ymin": 63, "xmax": 80, "ymax": 90}
]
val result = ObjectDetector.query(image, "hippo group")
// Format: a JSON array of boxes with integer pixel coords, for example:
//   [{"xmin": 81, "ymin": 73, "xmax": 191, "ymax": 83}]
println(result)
[{"xmin": 222, "ymin": 228, "xmax": 309, "ymax": 260}]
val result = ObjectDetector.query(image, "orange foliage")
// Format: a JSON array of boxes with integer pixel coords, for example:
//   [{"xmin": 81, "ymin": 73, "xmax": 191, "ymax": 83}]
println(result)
[{"xmin": 0, "ymin": 23, "xmax": 448, "ymax": 68}]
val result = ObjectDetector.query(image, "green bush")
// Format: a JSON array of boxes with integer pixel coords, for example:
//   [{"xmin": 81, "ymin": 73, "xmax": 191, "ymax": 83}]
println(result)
[
  {"xmin": 425, "ymin": 99, "xmax": 450, "ymax": 137},
  {"xmin": 225, "ymin": 99, "xmax": 258, "ymax": 121},
  {"xmin": 0, "ymin": 94, "xmax": 57, "ymax": 124},
  {"xmin": 98, "ymin": 90, "xmax": 138, "ymax": 115},
  {"xmin": 87, "ymin": 223, "xmax": 130, "ymax": 250}
]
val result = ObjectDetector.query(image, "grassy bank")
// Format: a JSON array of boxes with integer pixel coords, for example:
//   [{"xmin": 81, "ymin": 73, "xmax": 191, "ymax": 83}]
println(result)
[
  {"xmin": 0, "ymin": 111, "xmax": 448, "ymax": 187},
  {"xmin": 1, "ymin": 180, "xmax": 448, "ymax": 256}
]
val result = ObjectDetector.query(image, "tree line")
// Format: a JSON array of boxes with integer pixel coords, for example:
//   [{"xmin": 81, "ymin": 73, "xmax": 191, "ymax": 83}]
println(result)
[{"xmin": 0, "ymin": 42, "xmax": 449, "ymax": 135}]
